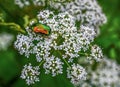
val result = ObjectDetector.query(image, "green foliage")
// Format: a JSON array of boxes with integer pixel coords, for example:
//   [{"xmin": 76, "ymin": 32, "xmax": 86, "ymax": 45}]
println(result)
[{"xmin": 96, "ymin": 0, "xmax": 120, "ymax": 63}]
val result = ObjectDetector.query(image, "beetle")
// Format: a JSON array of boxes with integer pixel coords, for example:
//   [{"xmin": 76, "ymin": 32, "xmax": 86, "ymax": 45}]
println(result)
[{"xmin": 32, "ymin": 23, "xmax": 51, "ymax": 35}]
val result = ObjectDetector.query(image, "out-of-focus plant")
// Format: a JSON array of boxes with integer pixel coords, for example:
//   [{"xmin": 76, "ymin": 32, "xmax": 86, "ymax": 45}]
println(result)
[
  {"xmin": 78, "ymin": 56, "xmax": 120, "ymax": 87},
  {"xmin": 0, "ymin": 33, "xmax": 14, "ymax": 51},
  {"xmin": 96, "ymin": 0, "xmax": 120, "ymax": 63}
]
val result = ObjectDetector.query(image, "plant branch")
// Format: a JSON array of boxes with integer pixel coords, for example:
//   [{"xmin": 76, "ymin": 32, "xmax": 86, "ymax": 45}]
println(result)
[{"xmin": 0, "ymin": 22, "xmax": 26, "ymax": 33}]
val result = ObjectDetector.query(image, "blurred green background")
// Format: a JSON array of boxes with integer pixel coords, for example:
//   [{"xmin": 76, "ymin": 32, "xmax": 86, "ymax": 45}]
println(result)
[{"xmin": 0, "ymin": 0, "xmax": 120, "ymax": 87}]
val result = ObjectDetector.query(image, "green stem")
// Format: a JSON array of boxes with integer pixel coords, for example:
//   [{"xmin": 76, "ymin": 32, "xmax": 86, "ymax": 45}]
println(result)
[
  {"xmin": 39, "ymin": 60, "xmax": 45, "ymax": 67},
  {"xmin": 62, "ymin": 58, "xmax": 71, "ymax": 68},
  {"xmin": 56, "ymin": 50, "xmax": 71, "ymax": 68},
  {"xmin": 23, "ymin": 15, "xmax": 29, "ymax": 28},
  {"xmin": 0, "ymin": 18, "xmax": 4, "ymax": 22},
  {"xmin": 79, "ymin": 52, "xmax": 89, "ymax": 56},
  {"xmin": 0, "ymin": 22, "xmax": 26, "ymax": 34}
]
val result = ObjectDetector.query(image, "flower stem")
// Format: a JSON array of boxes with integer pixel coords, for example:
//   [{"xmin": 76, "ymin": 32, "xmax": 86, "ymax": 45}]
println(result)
[
  {"xmin": 62, "ymin": 57, "xmax": 71, "ymax": 68},
  {"xmin": 23, "ymin": 15, "xmax": 29, "ymax": 28},
  {"xmin": 0, "ymin": 22, "xmax": 26, "ymax": 34},
  {"xmin": 57, "ymin": 50, "xmax": 71, "ymax": 68},
  {"xmin": 0, "ymin": 17, "xmax": 4, "ymax": 22},
  {"xmin": 39, "ymin": 60, "xmax": 45, "ymax": 67},
  {"xmin": 79, "ymin": 52, "xmax": 89, "ymax": 56}
]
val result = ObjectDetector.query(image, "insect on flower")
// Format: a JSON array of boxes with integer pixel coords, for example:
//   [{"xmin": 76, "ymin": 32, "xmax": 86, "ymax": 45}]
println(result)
[{"xmin": 33, "ymin": 23, "xmax": 51, "ymax": 35}]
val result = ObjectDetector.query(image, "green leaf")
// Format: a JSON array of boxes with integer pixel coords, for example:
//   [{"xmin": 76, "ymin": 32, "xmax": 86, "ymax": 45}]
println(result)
[
  {"xmin": 109, "ymin": 48, "xmax": 116, "ymax": 59},
  {"xmin": 0, "ymin": 50, "xmax": 19, "ymax": 83}
]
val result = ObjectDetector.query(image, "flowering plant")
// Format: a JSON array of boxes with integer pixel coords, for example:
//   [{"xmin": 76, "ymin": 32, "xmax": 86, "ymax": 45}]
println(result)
[{"xmin": 0, "ymin": 0, "xmax": 107, "ymax": 86}]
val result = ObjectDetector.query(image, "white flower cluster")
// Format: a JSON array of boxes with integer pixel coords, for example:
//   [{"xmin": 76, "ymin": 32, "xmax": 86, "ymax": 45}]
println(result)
[
  {"xmin": 79, "ymin": 25, "xmax": 96, "ymax": 51},
  {"xmin": 87, "ymin": 45, "xmax": 103, "ymax": 62},
  {"xmin": 14, "ymin": 10, "xmax": 98, "ymax": 85},
  {"xmin": 14, "ymin": 0, "xmax": 107, "ymax": 35},
  {"xmin": 0, "ymin": 33, "xmax": 14, "ymax": 51},
  {"xmin": 14, "ymin": 0, "xmax": 70, "ymax": 8},
  {"xmin": 14, "ymin": 0, "xmax": 45, "ymax": 8},
  {"xmin": 21, "ymin": 63, "xmax": 40, "ymax": 85},
  {"xmin": 43, "ymin": 56, "xmax": 63, "ymax": 76},
  {"xmin": 14, "ymin": 34, "xmax": 34, "ymax": 58},
  {"xmin": 90, "ymin": 58, "xmax": 120, "ymax": 87},
  {"xmin": 67, "ymin": 63, "xmax": 87, "ymax": 85},
  {"xmin": 49, "ymin": 0, "xmax": 107, "ymax": 34},
  {"xmin": 79, "ymin": 57, "xmax": 120, "ymax": 87},
  {"xmin": 14, "ymin": 0, "xmax": 107, "ymax": 85},
  {"xmin": 15, "ymin": 10, "xmax": 97, "ymax": 63}
]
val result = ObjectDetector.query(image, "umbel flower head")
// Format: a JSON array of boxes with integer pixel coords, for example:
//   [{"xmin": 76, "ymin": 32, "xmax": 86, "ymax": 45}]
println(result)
[
  {"xmin": 90, "ymin": 58, "xmax": 120, "ymax": 87},
  {"xmin": 14, "ymin": 10, "xmax": 103, "ymax": 85},
  {"xmin": 67, "ymin": 63, "xmax": 87, "ymax": 85},
  {"xmin": 87, "ymin": 44, "xmax": 103, "ymax": 62},
  {"xmin": 43, "ymin": 56, "xmax": 63, "ymax": 76},
  {"xmin": 79, "ymin": 57, "xmax": 120, "ymax": 87},
  {"xmin": 21, "ymin": 63, "xmax": 40, "ymax": 85},
  {"xmin": 15, "ymin": 0, "xmax": 107, "ymax": 34},
  {"xmin": 15, "ymin": 10, "xmax": 96, "ymax": 63}
]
